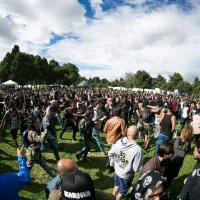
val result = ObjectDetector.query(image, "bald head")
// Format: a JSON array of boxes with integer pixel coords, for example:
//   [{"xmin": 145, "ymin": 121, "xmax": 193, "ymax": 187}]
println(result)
[
  {"xmin": 50, "ymin": 100, "xmax": 58, "ymax": 107},
  {"xmin": 127, "ymin": 126, "xmax": 139, "ymax": 140},
  {"xmin": 57, "ymin": 159, "xmax": 78, "ymax": 177}
]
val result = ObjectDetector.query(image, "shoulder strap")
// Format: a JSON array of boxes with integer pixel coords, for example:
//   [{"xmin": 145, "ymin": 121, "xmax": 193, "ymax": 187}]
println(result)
[
  {"xmin": 181, "ymin": 141, "xmax": 189, "ymax": 151},
  {"xmin": 174, "ymin": 137, "xmax": 180, "ymax": 149}
]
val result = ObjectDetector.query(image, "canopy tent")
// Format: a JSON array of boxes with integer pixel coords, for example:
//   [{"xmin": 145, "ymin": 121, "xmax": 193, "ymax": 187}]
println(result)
[
  {"xmin": 77, "ymin": 80, "xmax": 88, "ymax": 87},
  {"xmin": 2, "ymin": 80, "xmax": 18, "ymax": 85}
]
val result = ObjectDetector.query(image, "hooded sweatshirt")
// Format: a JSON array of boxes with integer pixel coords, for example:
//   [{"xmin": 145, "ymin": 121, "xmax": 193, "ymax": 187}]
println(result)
[{"xmin": 108, "ymin": 137, "xmax": 143, "ymax": 179}]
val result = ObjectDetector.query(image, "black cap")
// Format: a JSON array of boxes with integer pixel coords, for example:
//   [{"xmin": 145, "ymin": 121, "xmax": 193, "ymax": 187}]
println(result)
[{"xmin": 61, "ymin": 170, "xmax": 96, "ymax": 200}]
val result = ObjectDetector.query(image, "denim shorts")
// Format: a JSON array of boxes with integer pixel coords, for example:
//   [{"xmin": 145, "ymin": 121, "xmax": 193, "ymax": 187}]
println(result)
[{"xmin": 114, "ymin": 173, "xmax": 132, "ymax": 194}]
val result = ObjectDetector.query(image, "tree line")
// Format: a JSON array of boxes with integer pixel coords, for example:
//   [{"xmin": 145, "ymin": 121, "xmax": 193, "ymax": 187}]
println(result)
[
  {"xmin": 0, "ymin": 45, "xmax": 200, "ymax": 96},
  {"xmin": 82, "ymin": 71, "xmax": 200, "ymax": 96},
  {"xmin": 0, "ymin": 45, "xmax": 79, "ymax": 86}
]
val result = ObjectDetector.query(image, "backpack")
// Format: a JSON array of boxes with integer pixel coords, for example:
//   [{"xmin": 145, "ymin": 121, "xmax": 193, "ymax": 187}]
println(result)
[
  {"xmin": 171, "ymin": 137, "xmax": 189, "ymax": 165},
  {"xmin": 22, "ymin": 129, "xmax": 30, "ymax": 148},
  {"xmin": 142, "ymin": 108, "xmax": 151, "ymax": 123}
]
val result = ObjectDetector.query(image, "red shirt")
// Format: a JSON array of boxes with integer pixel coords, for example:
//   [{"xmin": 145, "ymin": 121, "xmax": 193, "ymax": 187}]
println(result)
[{"xmin": 170, "ymin": 101, "xmax": 177, "ymax": 112}]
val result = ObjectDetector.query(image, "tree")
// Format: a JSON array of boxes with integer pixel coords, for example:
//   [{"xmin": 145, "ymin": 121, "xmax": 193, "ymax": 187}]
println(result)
[
  {"xmin": 0, "ymin": 52, "xmax": 13, "ymax": 82},
  {"xmin": 133, "ymin": 70, "xmax": 153, "ymax": 90},
  {"xmin": 153, "ymin": 74, "xmax": 166, "ymax": 88},
  {"xmin": 58, "ymin": 63, "xmax": 79, "ymax": 86},
  {"xmin": 124, "ymin": 73, "xmax": 134, "ymax": 88},
  {"xmin": 169, "ymin": 72, "xmax": 183, "ymax": 89},
  {"xmin": 176, "ymin": 81, "xmax": 192, "ymax": 95},
  {"xmin": 192, "ymin": 77, "xmax": 200, "ymax": 97},
  {"xmin": 34, "ymin": 55, "xmax": 48, "ymax": 84},
  {"xmin": 119, "ymin": 78, "xmax": 125, "ymax": 87},
  {"xmin": 47, "ymin": 59, "xmax": 60, "ymax": 84},
  {"xmin": 161, "ymin": 82, "xmax": 174, "ymax": 92},
  {"xmin": 11, "ymin": 45, "xmax": 20, "ymax": 56},
  {"xmin": 9, "ymin": 52, "xmax": 35, "ymax": 85}
]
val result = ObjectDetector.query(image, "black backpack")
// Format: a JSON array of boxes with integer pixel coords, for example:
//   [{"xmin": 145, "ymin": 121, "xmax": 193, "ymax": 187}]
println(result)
[{"xmin": 171, "ymin": 137, "xmax": 189, "ymax": 165}]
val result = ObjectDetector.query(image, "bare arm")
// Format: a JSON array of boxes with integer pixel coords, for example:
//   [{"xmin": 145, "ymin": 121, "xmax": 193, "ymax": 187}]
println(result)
[
  {"xmin": 159, "ymin": 113, "xmax": 164, "ymax": 126},
  {"xmin": 171, "ymin": 115, "xmax": 176, "ymax": 133}
]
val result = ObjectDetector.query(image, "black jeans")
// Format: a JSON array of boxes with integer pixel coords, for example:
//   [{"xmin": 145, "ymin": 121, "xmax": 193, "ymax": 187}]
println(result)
[
  {"xmin": 77, "ymin": 140, "xmax": 92, "ymax": 158},
  {"xmin": 59, "ymin": 119, "xmax": 77, "ymax": 139}
]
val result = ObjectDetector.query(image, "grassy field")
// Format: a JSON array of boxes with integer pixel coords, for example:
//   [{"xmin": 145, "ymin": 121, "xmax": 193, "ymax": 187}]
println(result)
[{"xmin": 0, "ymin": 124, "xmax": 196, "ymax": 200}]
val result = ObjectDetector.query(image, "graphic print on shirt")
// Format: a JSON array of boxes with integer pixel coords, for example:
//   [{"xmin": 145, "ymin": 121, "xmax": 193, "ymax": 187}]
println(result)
[{"xmin": 115, "ymin": 151, "xmax": 129, "ymax": 169}]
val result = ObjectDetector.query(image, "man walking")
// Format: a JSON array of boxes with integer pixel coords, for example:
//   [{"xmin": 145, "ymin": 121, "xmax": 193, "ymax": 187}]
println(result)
[
  {"xmin": 104, "ymin": 107, "xmax": 127, "ymax": 145},
  {"xmin": 108, "ymin": 126, "xmax": 143, "ymax": 200},
  {"xmin": 42, "ymin": 106, "xmax": 60, "ymax": 162}
]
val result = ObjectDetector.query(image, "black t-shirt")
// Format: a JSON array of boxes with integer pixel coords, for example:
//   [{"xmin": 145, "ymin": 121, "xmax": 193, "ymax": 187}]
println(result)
[
  {"xmin": 133, "ymin": 104, "xmax": 139, "ymax": 118},
  {"xmin": 179, "ymin": 161, "xmax": 200, "ymax": 200},
  {"xmin": 64, "ymin": 107, "xmax": 77, "ymax": 120}
]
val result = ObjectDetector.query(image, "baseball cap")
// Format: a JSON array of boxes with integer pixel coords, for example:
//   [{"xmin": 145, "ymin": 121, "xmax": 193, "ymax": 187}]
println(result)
[{"xmin": 61, "ymin": 170, "xmax": 96, "ymax": 200}]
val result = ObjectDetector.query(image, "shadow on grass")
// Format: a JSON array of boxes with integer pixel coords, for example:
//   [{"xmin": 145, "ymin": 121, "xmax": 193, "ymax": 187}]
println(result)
[
  {"xmin": 170, "ymin": 174, "xmax": 188, "ymax": 200},
  {"xmin": 0, "ymin": 148, "xmax": 16, "ymax": 160},
  {"xmin": 0, "ymin": 162, "xmax": 16, "ymax": 174},
  {"xmin": 24, "ymin": 181, "xmax": 46, "ymax": 193}
]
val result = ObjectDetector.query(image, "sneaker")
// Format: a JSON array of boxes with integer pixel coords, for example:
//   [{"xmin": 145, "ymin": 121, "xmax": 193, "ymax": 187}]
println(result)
[{"xmin": 76, "ymin": 154, "xmax": 80, "ymax": 161}]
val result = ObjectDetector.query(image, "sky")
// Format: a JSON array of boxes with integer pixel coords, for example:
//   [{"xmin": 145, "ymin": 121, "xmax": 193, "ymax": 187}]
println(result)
[{"xmin": 0, "ymin": 0, "xmax": 200, "ymax": 82}]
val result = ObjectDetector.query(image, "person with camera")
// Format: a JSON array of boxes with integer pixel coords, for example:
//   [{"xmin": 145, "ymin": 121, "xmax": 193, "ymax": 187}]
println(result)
[
  {"xmin": 25, "ymin": 114, "xmax": 55, "ymax": 178},
  {"xmin": 0, "ymin": 146, "xmax": 30, "ymax": 200}
]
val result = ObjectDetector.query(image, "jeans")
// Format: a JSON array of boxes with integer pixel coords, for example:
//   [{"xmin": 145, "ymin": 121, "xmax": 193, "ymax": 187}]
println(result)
[
  {"xmin": 155, "ymin": 133, "xmax": 171, "ymax": 154},
  {"xmin": 78, "ymin": 140, "xmax": 92, "ymax": 158},
  {"xmin": 92, "ymin": 128, "xmax": 105, "ymax": 153},
  {"xmin": 47, "ymin": 137, "xmax": 60, "ymax": 161},
  {"xmin": 59, "ymin": 119, "xmax": 76, "ymax": 139},
  {"xmin": 56, "ymin": 114, "xmax": 63, "ymax": 128}
]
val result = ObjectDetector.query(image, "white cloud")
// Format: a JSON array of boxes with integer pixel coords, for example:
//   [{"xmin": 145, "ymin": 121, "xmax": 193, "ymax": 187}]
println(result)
[
  {"xmin": 90, "ymin": 0, "xmax": 104, "ymax": 18},
  {"xmin": 0, "ymin": 0, "xmax": 86, "ymax": 58},
  {"xmin": 0, "ymin": 0, "xmax": 200, "ymax": 83},
  {"xmin": 124, "ymin": 0, "xmax": 148, "ymax": 5},
  {"xmin": 46, "ymin": 4, "xmax": 200, "ymax": 81}
]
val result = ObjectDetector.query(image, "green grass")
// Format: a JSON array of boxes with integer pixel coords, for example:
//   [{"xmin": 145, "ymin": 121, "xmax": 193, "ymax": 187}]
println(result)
[{"xmin": 0, "ymin": 124, "xmax": 196, "ymax": 200}]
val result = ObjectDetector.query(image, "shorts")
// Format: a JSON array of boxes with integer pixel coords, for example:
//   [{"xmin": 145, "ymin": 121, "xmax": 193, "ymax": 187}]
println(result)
[
  {"xmin": 114, "ymin": 173, "xmax": 132, "ymax": 195},
  {"xmin": 10, "ymin": 129, "xmax": 18, "ymax": 140},
  {"xmin": 143, "ymin": 124, "xmax": 153, "ymax": 139}
]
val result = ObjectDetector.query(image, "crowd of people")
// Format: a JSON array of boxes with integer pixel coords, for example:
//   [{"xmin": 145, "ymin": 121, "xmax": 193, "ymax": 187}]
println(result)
[{"xmin": 0, "ymin": 88, "xmax": 200, "ymax": 200}]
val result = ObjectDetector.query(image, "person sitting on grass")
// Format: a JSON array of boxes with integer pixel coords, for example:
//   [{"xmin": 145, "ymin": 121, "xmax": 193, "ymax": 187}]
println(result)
[{"xmin": 0, "ymin": 146, "xmax": 30, "ymax": 200}]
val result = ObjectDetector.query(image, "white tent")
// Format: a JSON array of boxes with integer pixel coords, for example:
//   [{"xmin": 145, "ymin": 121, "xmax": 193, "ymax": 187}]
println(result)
[{"xmin": 2, "ymin": 80, "xmax": 18, "ymax": 85}]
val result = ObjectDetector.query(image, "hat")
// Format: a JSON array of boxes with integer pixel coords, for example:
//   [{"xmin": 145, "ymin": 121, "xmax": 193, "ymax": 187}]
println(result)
[{"xmin": 61, "ymin": 170, "xmax": 96, "ymax": 200}]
